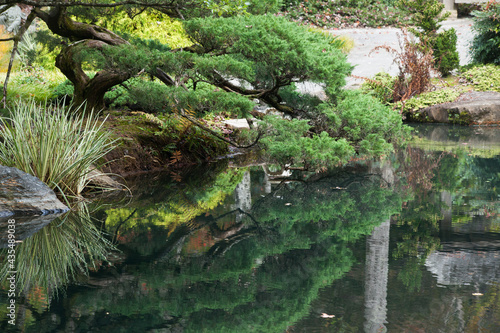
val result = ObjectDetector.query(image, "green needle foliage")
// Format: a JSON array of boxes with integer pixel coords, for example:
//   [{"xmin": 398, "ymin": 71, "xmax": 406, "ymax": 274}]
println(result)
[
  {"xmin": 183, "ymin": 15, "xmax": 352, "ymax": 98},
  {"xmin": 0, "ymin": 2, "xmax": 409, "ymax": 170},
  {"xmin": 470, "ymin": 1, "xmax": 500, "ymax": 64},
  {"xmin": 0, "ymin": 100, "xmax": 117, "ymax": 196},
  {"xmin": 398, "ymin": 0, "xmax": 459, "ymax": 76}
]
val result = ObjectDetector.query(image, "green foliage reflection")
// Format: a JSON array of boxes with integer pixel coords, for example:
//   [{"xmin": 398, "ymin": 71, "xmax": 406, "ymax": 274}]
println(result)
[{"xmin": 54, "ymin": 169, "xmax": 403, "ymax": 332}]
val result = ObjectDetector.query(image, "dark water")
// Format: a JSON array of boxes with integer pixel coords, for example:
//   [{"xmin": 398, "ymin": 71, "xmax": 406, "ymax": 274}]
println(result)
[{"xmin": 1, "ymin": 124, "xmax": 500, "ymax": 332}]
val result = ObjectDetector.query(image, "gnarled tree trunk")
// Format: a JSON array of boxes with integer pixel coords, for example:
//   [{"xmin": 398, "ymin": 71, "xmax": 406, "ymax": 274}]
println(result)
[
  {"xmin": 55, "ymin": 40, "xmax": 131, "ymax": 111},
  {"xmin": 35, "ymin": 6, "xmax": 134, "ymax": 112}
]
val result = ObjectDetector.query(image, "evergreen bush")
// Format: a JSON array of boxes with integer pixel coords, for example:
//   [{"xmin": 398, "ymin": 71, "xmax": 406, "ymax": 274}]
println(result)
[
  {"xmin": 361, "ymin": 72, "xmax": 396, "ymax": 104},
  {"xmin": 260, "ymin": 91, "xmax": 407, "ymax": 168},
  {"xmin": 397, "ymin": 0, "xmax": 459, "ymax": 76},
  {"xmin": 247, "ymin": 0, "xmax": 283, "ymax": 14},
  {"xmin": 433, "ymin": 28, "xmax": 459, "ymax": 76},
  {"xmin": 470, "ymin": 1, "xmax": 500, "ymax": 64}
]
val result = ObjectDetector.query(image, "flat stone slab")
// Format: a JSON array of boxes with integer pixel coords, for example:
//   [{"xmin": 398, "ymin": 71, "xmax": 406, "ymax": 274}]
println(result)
[
  {"xmin": 0, "ymin": 165, "xmax": 69, "ymax": 217},
  {"xmin": 417, "ymin": 91, "xmax": 500, "ymax": 125},
  {"xmin": 223, "ymin": 119, "xmax": 250, "ymax": 129}
]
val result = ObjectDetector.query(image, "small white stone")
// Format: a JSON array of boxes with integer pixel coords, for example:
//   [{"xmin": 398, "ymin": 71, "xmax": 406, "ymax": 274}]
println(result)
[{"xmin": 223, "ymin": 119, "xmax": 250, "ymax": 129}]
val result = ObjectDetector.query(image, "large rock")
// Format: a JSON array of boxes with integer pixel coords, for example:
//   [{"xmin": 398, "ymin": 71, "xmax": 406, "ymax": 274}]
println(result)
[
  {"xmin": 418, "ymin": 91, "xmax": 500, "ymax": 125},
  {"xmin": 0, "ymin": 166, "xmax": 69, "ymax": 217}
]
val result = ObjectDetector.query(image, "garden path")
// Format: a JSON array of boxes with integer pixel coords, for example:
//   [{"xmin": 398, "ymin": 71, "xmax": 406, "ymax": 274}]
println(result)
[
  {"xmin": 336, "ymin": 18, "xmax": 475, "ymax": 88},
  {"xmin": 297, "ymin": 18, "xmax": 475, "ymax": 97}
]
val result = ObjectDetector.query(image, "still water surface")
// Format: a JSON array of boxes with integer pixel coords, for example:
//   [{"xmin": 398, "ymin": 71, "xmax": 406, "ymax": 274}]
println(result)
[{"xmin": 1, "ymin": 124, "xmax": 500, "ymax": 332}]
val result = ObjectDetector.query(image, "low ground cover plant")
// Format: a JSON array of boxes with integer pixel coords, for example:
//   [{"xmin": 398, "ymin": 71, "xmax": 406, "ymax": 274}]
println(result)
[
  {"xmin": 281, "ymin": 0, "xmax": 411, "ymax": 28},
  {"xmin": 459, "ymin": 64, "xmax": 500, "ymax": 92},
  {"xmin": 363, "ymin": 63, "xmax": 500, "ymax": 118}
]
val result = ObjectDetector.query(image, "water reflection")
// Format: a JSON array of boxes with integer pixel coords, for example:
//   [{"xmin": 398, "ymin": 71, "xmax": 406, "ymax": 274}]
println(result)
[
  {"xmin": 364, "ymin": 220, "xmax": 390, "ymax": 333},
  {"xmin": 0, "ymin": 207, "xmax": 114, "ymax": 332},
  {"xmin": 91, "ymin": 167, "xmax": 399, "ymax": 333},
  {"xmin": 0, "ymin": 214, "xmax": 64, "ymax": 248},
  {"xmin": 1, "ymin": 124, "xmax": 500, "ymax": 332},
  {"xmin": 293, "ymin": 125, "xmax": 500, "ymax": 332}
]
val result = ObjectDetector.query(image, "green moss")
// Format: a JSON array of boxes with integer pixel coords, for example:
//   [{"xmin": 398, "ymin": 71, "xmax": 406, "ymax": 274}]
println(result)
[{"xmin": 450, "ymin": 111, "xmax": 472, "ymax": 125}]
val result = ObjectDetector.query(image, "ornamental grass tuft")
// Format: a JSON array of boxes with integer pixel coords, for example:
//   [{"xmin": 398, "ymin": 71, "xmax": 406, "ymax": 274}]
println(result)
[{"xmin": 0, "ymin": 99, "xmax": 117, "ymax": 196}]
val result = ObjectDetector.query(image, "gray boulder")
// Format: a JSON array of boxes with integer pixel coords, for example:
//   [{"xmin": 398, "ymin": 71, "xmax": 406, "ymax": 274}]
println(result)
[
  {"xmin": 418, "ymin": 91, "xmax": 500, "ymax": 125},
  {"xmin": 0, "ymin": 165, "xmax": 69, "ymax": 217}
]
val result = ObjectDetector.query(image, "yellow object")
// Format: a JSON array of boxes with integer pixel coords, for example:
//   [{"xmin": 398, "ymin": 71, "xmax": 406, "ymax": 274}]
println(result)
[
  {"xmin": 95, "ymin": 10, "xmax": 193, "ymax": 49},
  {"xmin": 0, "ymin": 25, "xmax": 13, "ymax": 73},
  {"xmin": 307, "ymin": 26, "xmax": 354, "ymax": 54}
]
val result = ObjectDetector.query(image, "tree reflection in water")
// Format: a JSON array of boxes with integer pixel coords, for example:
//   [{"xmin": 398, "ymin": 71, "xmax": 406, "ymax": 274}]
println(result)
[
  {"xmin": 2, "ymin": 139, "xmax": 498, "ymax": 332},
  {"xmin": 0, "ymin": 164, "xmax": 402, "ymax": 332}
]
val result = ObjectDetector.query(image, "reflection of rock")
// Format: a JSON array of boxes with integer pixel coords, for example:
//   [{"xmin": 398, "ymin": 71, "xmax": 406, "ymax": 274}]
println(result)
[
  {"xmin": 419, "ymin": 91, "xmax": 500, "ymax": 125},
  {"xmin": 364, "ymin": 219, "xmax": 390, "ymax": 333},
  {"xmin": 0, "ymin": 166, "xmax": 69, "ymax": 217},
  {"xmin": 412, "ymin": 123, "xmax": 500, "ymax": 154},
  {"xmin": 425, "ymin": 249, "xmax": 500, "ymax": 286},
  {"xmin": 0, "ymin": 213, "xmax": 66, "ymax": 248},
  {"xmin": 414, "ymin": 123, "xmax": 500, "ymax": 143},
  {"xmin": 368, "ymin": 160, "xmax": 394, "ymax": 186},
  {"xmin": 428, "ymin": 126, "xmax": 451, "ymax": 142},
  {"xmin": 234, "ymin": 171, "xmax": 251, "ymax": 221}
]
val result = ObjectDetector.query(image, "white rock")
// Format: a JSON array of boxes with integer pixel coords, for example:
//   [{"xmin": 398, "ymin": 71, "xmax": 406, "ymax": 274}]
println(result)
[{"xmin": 223, "ymin": 119, "xmax": 250, "ymax": 129}]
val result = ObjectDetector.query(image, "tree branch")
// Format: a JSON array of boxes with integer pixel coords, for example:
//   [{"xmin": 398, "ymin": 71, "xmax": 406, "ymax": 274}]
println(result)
[
  {"xmin": 1, "ymin": 10, "xmax": 36, "ymax": 107},
  {"xmin": 208, "ymin": 71, "xmax": 299, "ymax": 116},
  {"xmin": 179, "ymin": 109, "xmax": 261, "ymax": 149},
  {"xmin": 34, "ymin": 6, "xmax": 128, "ymax": 45}
]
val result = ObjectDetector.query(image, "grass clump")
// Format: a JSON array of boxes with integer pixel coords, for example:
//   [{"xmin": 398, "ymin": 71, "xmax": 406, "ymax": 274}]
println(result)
[{"xmin": 0, "ymin": 100, "xmax": 117, "ymax": 196}]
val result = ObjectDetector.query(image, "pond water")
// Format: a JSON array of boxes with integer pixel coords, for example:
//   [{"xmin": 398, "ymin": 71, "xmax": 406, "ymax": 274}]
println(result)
[{"xmin": 1, "ymin": 124, "xmax": 500, "ymax": 332}]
